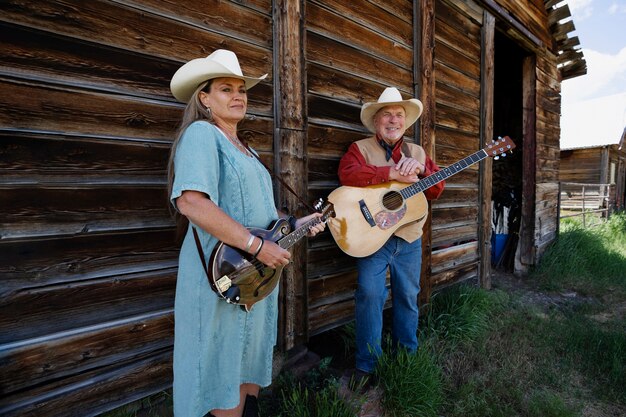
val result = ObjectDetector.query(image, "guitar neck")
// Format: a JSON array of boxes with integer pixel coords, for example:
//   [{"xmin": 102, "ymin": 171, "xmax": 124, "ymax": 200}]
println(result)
[
  {"xmin": 401, "ymin": 149, "xmax": 489, "ymax": 199},
  {"xmin": 278, "ymin": 217, "xmax": 324, "ymax": 250}
]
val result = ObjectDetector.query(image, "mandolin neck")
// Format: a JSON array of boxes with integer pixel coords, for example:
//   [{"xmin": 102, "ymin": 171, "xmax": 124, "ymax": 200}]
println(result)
[{"xmin": 278, "ymin": 217, "xmax": 323, "ymax": 250}]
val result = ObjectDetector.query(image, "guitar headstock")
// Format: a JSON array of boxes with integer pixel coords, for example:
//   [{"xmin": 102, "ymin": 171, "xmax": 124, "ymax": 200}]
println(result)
[{"xmin": 485, "ymin": 136, "xmax": 516, "ymax": 160}]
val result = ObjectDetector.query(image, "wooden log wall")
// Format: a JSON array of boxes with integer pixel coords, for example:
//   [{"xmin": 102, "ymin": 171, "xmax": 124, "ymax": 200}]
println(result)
[
  {"xmin": 430, "ymin": 0, "xmax": 484, "ymax": 288},
  {"xmin": 0, "ymin": 0, "xmax": 273, "ymax": 415},
  {"xmin": 0, "ymin": 0, "xmax": 569, "ymax": 414},
  {"xmin": 304, "ymin": 0, "xmax": 417, "ymax": 336}
]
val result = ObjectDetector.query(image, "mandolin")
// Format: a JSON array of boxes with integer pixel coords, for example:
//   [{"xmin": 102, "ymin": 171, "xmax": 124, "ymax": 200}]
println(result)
[
  {"xmin": 327, "ymin": 136, "xmax": 515, "ymax": 257},
  {"xmin": 208, "ymin": 202, "xmax": 335, "ymax": 311}
]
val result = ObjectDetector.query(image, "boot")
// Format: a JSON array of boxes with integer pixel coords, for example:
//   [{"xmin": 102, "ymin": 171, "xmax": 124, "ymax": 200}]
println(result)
[{"xmin": 242, "ymin": 394, "xmax": 259, "ymax": 417}]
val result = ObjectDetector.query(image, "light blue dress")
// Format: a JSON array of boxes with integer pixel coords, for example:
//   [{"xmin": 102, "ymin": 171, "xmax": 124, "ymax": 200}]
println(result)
[{"xmin": 170, "ymin": 121, "xmax": 279, "ymax": 416}]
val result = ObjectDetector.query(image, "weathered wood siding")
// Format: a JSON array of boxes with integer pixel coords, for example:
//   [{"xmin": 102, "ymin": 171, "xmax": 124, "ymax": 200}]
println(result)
[
  {"xmin": 305, "ymin": 0, "xmax": 416, "ymax": 336},
  {"xmin": 532, "ymin": 51, "xmax": 561, "ymax": 259},
  {"xmin": 0, "ymin": 0, "xmax": 569, "ymax": 415},
  {"xmin": 560, "ymin": 145, "xmax": 626, "ymax": 210},
  {"xmin": 0, "ymin": 1, "xmax": 273, "ymax": 415},
  {"xmin": 431, "ymin": 0, "xmax": 483, "ymax": 287}
]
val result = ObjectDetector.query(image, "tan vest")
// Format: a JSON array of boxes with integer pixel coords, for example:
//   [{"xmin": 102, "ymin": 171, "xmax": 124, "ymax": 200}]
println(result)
[{"xmin": 355, "ymin": 136, "xmax": 428, "ymax": 243}]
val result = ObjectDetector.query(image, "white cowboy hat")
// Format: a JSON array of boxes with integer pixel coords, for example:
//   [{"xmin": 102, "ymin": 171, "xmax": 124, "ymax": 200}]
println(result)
[
  {"xmin": 360, "ymin": 87, "xmax": 423, "ymax": 133},
  {"xmin": 170, "ymin": 49, "xmax": 268, "ymax": 103}
]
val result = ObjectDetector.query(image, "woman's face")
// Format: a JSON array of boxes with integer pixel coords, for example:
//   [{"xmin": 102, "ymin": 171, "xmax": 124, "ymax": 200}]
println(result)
[{"xmin": 199, "ymin": 77, "xmax": 247, "ymax": 125}]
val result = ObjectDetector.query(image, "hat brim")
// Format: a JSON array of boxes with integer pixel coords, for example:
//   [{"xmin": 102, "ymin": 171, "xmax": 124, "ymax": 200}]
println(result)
[
  {"xmin": 170, "ymin": 58, "xmax": 267, "ymax": 103},
  {"xmin": 360, "ymin": 99, "xmax": 423, "ymax": 133}
]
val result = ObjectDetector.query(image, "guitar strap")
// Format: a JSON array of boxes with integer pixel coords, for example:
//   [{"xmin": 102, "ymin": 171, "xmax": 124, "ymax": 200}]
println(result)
[
  {"xmin": 244, "ymin": 142, "xmax": 316, "ymax": 213},
  {"xmin": 191, "ymin": 141, "xmax": 314, "ymax": 299},
  {"xmin": 192, "ymin": 227, "xmax": 216, "ymax": 291}
]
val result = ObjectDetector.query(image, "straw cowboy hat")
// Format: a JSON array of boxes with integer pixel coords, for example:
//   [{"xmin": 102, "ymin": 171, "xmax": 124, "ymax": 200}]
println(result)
[
  {"xmin": 360, "ymin": 87, "xmax": 424, "ymax": 133},
  {"xmin": 170, "ymin": 49, "xmax": 268, "ymax": 103}
]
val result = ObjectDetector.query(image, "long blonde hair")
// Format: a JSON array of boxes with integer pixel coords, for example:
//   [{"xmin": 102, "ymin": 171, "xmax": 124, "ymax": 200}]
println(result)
[{"xmin": 167, "ymin": 80, "xmax": 214, "ymax": 242}]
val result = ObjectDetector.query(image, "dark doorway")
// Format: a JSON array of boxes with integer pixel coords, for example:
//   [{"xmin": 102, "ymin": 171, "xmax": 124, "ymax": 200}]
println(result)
[{"xmin": 491, "ymin": 32, "xmax": 527, "ymax": 271}]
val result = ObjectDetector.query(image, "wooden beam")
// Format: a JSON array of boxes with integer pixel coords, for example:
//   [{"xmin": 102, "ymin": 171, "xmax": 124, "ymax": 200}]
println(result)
[
  {"xmin": 548, "ymin": 4, "xmax": 571, "ymax": 26},
  {"xmin": 417, "ymin": 0, "xmax": 435, "ymax": 305},
  {"xmin": 273, "ymin": 0, "xmax": 308, "ymax": 351},
  {"xmin": 479, "ymin": 10, "xmax": 495, "ymax": 289},
  {"xmin": 479, "ymin": 0, "xmax": 542, "ymax": 48},
  {"xmin": 520, "ymin": 55, "xmax": 537, "ymax": 267}
]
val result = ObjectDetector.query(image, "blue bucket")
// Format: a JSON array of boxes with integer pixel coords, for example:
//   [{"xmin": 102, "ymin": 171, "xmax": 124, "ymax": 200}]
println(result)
[{"xmin": 491, "ymin": 233, "xmax": 508, "ymax": 264}]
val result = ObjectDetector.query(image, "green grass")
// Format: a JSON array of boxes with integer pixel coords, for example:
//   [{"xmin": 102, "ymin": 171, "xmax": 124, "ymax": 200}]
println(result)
[
  {"xmin": 105, "ymin": 212, "xmax": 626, "ymax": 417},
  {"xmin": 376, "ymin": 344, "xmax": 443, "ymax": 417},
  {"xmin": 532, "ymin": 211, "xmax": 626, "ymax": 297}
]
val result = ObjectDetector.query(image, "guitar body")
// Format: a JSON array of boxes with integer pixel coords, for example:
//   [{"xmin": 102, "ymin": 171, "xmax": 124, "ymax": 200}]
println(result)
[
  {"xmin": 327, "ymin": 181, "xmax": 428, "ymax": 258},
  {"xmin": 209, "ymin": 219, "xmax": 290, "ymax": 312}
]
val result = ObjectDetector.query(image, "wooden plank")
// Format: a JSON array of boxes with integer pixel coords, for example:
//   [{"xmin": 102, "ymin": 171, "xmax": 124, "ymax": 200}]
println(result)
[
  {"xmin": 122, "ymin": 0, "xmax": 272, "ymax": 47},
  {"xmin": 0, "ymin": 267, "xmax": 176, "ymax": 342},
  {"xmin": 0, "ymin": 0, "xmax": 273, "ymax": 77},
  {"xmin": 431, "ymin": 262, "xmax": 478, "ymax": 287},
  {"xmin": 0, "ymin": 351, "xmax": 172, "ymax": 417},
  {"xmin": 307, "ymin": 32, "xmax": 413, "ymax": 88},
  {"xmin": 418, "ymin": 0, "xmax": 436, "ymax": 304},
  {"xmin": 1, "ymin": 310, "xmax": 173, "ymax": 395},
  {"xmin": 0, "ymin": 229, "xmax": 177, "ymax": 286},
  {"xmin": 309, "ymin": 0, "xmax": 413, "ymax": 46},
  {"xmin": 0, "ymin": 22, "xmax": 175, "ymax": 100},
  {"xmin": 435, "ymin": 102, "xmax": 481, "ymax": 135},
  {"xmin": 0, "ymin": 78, "xmax": 180, "ymax": 141},
  {"xmin": 307, "ymin": 124, "xmax": 367, "ymax": 157},
  {"xmin": 432, "ymin": 223, "xmax": 478, "ymax": 248},
  {"xmin": 431, "ymin": 241, "xmax": 479, "ymax": 273},
  {"xmin": 275, "ymin": 0, "xmax": 308, "ymax": 349},
  {"xmin": 480, "ymin": 10, "xmax": 495, "ymax": 289},
  {"xmin": 308, "ymin": 270, "xmax": 358, "ymax": 306},
  {"xmin": 307, "ymin": 2, "xmax": 412, "ymax": 69},
  {"xmin": 520, "ymin": 54, "xmax": 538, "ymax": 267}
]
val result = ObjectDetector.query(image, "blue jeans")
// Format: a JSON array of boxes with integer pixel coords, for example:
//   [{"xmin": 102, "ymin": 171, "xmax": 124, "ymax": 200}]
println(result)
[{"xmin": 355, "ymin": 236, "xmax": 422, "ymax": 373}]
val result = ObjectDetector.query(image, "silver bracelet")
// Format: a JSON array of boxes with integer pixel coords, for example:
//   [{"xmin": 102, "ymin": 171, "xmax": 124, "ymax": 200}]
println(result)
[{"xmin": 245, "ymin": 235, "xmax": 256, "ymax": 253}]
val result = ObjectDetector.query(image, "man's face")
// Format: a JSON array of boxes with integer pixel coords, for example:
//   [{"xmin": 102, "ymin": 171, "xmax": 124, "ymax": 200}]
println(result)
[{"xmin": 374, "ymin": 105, "xmax": 407, "ymax": 145}]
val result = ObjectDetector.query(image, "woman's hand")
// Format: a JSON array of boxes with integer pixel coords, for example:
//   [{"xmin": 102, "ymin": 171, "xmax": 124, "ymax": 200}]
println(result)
[
  {"xmin": 295, "ymin": 212, "xmax": 326, "ymax": 237},
  {"xmin": 254, "ymin": 239, "xmax": 291, "ymax": 268}
]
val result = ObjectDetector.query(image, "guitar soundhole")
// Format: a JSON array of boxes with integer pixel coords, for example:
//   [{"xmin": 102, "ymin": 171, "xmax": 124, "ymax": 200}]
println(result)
[{"xmin": 382, "ymin": 191, "xmax": 403, "ymax": 211}]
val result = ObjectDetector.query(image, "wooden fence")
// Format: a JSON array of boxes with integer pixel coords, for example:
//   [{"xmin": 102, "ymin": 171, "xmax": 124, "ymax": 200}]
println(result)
[{"xmin": 558, "ymin": 182, "xmax": 613, "ymax": 226}]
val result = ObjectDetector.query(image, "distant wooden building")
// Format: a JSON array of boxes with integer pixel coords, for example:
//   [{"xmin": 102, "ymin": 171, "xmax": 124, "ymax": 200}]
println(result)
[
  {"xmin": 0, "ymin": 0, "xmax": 586, "ymax": 415},
  {"xmin": 560, "ymin": 130, "xmax": 626, "ymax": 211}
]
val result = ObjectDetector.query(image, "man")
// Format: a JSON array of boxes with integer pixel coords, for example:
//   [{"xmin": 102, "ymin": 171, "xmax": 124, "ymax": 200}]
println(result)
[{"xmin": 338, "ymin": 87, "xmax": 445, "ymax": 386}]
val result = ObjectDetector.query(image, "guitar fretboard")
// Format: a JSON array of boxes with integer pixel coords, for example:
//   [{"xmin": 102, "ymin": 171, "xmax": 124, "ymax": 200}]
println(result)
[{"xmin": 401, "ymin": 149, "xmax": 488, "ymax": 199}]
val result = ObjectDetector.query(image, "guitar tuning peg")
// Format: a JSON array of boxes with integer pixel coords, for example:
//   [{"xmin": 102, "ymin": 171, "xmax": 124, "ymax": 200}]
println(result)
[
  {"xmin": 494, "ymin": 155, "xmax": 500, "ymax": 160},
  {"xmin": 501, "ymin": 153, "xmax": 506, "ymax": 157},
  {"xmin": 314, "ymin": 198, "xmax": 323, "ymax": 211}
]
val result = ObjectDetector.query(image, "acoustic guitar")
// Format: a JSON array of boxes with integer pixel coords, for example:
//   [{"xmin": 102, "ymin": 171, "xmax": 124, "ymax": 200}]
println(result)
[
  {"xmin": 208, "ymin": 202, "xmax": 335, "ymax": 311},
  {"xmin": 327, "ymin": 136, "xmax": 515, "ymax": 257}
]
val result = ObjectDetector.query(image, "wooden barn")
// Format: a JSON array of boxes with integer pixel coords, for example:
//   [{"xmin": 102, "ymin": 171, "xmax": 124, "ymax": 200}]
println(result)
[
  {"xmin": 0, "ymin": 0, "xmax": 586, "ymax": 415},
  {"xmin": 559, "ymin": 131, "xmax": 626, "ymax": 212}
]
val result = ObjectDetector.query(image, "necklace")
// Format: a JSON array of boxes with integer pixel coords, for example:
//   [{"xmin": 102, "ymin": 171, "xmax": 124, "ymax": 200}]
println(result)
[{"xmin": 219, "ymin": 127, "xmax": 250, "ymax": 156}]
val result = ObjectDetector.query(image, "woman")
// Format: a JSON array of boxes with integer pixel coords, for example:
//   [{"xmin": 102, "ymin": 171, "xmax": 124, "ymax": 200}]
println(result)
[{"xmin": 167, "ymin": 49, "xmax": 324, "ymax": 417}]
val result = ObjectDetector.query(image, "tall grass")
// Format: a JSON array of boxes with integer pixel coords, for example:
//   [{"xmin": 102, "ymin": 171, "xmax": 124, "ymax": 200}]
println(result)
[
  {"xmin": 376, "ymin": 344, "xmax": 443, "ymax": 417},
  {"xmin": 267, "ymin": 213, "xmax": 626, "ymax": 416},
  {"xmin": 532, "ymin": 211, "xmax": 626, "ymax": 296}
]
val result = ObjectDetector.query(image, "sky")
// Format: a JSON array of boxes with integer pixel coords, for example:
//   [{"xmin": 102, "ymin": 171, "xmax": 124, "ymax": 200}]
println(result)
[{"xmin": 559, "ymin": 0, "xmax": 626, "ymax": 149}]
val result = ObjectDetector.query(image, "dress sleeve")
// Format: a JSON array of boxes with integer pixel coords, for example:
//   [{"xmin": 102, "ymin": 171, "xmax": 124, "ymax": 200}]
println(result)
[
  {"xmin": 170, "ymin": 122, "xmax": 221, "ymax": 211},
  {"xmin": 420, "ymin": 156, "xmax": 445, "ymax": 200},
  {"xmin": 338, "ymin": 142, "xmax": 391, "ymax": 187}
]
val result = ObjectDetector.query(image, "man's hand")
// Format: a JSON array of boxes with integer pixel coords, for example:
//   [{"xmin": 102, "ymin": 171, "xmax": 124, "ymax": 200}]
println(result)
[{"xmin": 389, "ymin": 156, "xmax": 424, "ymax": 183}]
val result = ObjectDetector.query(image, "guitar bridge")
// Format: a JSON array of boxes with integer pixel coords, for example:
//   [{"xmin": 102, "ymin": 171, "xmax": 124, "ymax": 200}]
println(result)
[
  {"xmin": 216, "ymin": 275, "xmax": 232, "ymax": 293},
  {"xmin": 359, "ymin": 199, "xmax": 376, "ymax": 227}
]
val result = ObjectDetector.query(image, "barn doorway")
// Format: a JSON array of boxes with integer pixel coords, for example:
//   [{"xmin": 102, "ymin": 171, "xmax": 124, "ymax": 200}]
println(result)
[{"xmin": 491, "ymin": 32, "xmax": 528, "ymax": 271}]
